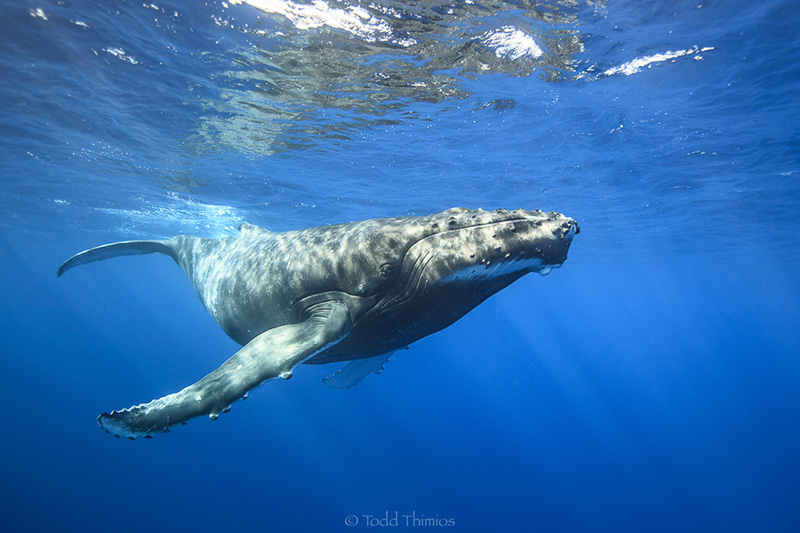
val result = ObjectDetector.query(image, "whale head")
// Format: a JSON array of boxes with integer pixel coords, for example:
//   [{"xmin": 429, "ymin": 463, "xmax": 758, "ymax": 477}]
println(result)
[
  {"xmin": 397, "ymin": 207, "xmax": 579, "ymax": 285},
  {"xmin": 324, "ymin": 207, "xmax": 579, "ymax": 358}
]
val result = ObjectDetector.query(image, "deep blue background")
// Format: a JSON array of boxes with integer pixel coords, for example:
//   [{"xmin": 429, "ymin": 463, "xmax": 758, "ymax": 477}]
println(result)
[{"xmin": 2, "ymin": 0, "xmax": 799, "ymax": 531}]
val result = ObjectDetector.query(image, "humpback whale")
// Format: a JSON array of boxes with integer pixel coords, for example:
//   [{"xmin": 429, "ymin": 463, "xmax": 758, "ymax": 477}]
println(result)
[{"xmin": 58, "ymin": 208, "xmax": 579, "ymax": 439}]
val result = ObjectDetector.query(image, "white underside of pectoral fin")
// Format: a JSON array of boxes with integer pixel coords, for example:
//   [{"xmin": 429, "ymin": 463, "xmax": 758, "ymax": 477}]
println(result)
[
  {"xmin": 322, "ymin": 352, "xmax": 394, "ymax": 389},
  {"xmin": 98, "ymin": 301, "xmax": 353, "ymax": 439}
]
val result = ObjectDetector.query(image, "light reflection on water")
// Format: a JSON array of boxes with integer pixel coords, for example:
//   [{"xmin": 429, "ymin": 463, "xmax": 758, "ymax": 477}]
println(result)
[{"xmin": 192, "ymin": 0, "xmax": 592, "ymax": 156}]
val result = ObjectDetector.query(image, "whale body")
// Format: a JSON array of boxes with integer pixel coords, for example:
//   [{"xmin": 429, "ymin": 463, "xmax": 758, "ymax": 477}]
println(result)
[{"xmin": 58, "ymin": 207, "xmax": 579, "ymax": 439}]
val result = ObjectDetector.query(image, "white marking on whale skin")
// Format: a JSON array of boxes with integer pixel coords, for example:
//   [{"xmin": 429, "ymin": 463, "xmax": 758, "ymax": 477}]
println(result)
[{"xmin": 440, "ymin": 256, "xmax": 547, "ymax": 284}]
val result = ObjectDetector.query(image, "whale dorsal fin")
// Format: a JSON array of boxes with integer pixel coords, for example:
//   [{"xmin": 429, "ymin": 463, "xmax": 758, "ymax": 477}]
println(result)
[{"xmin": 238, "ymin": 222, "xmax": 271, "ymax": 233}]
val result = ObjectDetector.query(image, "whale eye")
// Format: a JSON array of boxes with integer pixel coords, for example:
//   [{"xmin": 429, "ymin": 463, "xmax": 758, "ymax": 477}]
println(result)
[{"xmin": 379, "ymin": 262, "xmax": 397, "ymax": 278}]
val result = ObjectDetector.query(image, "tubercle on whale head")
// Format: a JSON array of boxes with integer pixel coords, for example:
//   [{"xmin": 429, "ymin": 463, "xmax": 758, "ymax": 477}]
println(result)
[{"xmin": 397, "ymin": 207, "xmax": 579, "ymax": 286}]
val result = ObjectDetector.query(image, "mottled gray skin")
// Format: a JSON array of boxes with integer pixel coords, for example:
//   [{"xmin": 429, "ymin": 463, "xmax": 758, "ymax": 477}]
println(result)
[{"xmin": 58, "ymin": 207, "xmax": 579, "ymax": 439}]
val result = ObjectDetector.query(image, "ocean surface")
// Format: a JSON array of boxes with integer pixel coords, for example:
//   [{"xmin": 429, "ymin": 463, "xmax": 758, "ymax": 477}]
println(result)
[{"xmin": 1, "ymin": 0, "xmax": 799, "ymax": 531}]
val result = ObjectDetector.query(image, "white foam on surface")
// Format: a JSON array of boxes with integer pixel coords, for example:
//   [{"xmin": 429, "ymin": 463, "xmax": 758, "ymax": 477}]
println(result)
[
  {"xmin": 230, "ymin": 0, "xmax": 415, "ymax": 46},
  {"xmin": 482, "ymin": 26, "xmax": 544, "ymax": 60},
  {"xmin": 29, "ymin": 8, "xmax": 48, "ymax": 20},
  {"xmin": 603, "ymin": 46, "xmax": 714, "ymax": 76},
  {"xmin": 101, "ymin": 47, "xmax": 140, "ymax": 65}
]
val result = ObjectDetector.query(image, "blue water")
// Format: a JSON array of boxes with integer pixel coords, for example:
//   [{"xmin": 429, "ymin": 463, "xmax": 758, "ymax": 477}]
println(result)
[{"xmin": 2, "ymin": 0, "xmax": 799, "ymax": 531}]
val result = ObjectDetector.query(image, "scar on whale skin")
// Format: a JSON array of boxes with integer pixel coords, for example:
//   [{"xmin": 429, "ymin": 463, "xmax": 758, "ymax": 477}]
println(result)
[{"xmin": 58, "ymin": 207, "xmax": 579, "ymax": 439}]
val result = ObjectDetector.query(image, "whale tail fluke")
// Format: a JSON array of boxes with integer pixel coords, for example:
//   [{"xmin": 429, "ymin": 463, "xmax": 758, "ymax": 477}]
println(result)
[{"xmin": 57, "ymin": 239, "xmax": 176, "ymax": 277}]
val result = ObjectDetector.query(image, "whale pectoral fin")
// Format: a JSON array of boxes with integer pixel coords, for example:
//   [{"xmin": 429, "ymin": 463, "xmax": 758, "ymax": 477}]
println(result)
[
  {"xmin": 97, "ymin": 301, "xmax": 353, "ymax": 439},
  {"xmin": 322, "ymin": 352, "xmax": 394, "ymax": 389}
]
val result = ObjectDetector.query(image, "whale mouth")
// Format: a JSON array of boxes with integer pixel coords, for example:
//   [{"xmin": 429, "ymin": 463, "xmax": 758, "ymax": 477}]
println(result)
[{"xmin": 439, "ymin": 255, "xmax": 564, "ymax": 284}]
